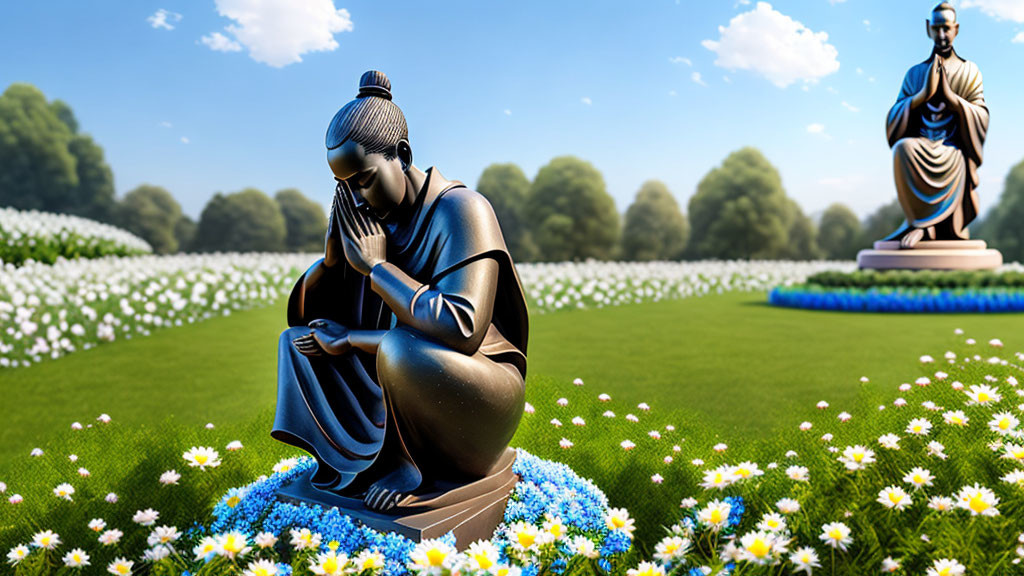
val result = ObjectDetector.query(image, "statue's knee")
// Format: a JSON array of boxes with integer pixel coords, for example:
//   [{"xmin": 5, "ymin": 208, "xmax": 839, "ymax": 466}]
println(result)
[{"xmin": 377, "ymin": 327, "xmax": 428, "ymax": 380}]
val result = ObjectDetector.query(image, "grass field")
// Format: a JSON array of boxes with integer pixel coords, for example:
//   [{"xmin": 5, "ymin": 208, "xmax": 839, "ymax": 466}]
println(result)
[
  {"xmin": 2, "ymin": 291, "xmax": 1023, "ymax": 572},
  {"xmin": 3, "ymin": 291, "xmax": 1022, "ymax": 466}
]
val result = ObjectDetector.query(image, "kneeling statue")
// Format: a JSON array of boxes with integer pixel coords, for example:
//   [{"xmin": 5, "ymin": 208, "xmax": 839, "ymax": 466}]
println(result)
[{"xmin": 273, "ymin": 70, "xmax": 529, "ymax": 519}]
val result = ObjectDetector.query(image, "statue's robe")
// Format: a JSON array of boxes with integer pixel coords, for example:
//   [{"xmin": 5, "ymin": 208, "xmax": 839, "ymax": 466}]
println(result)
[
  {"xmin": 272, "ymin": 168, "xmax": 529, "ymax": 494},
  {"xmin": 885, "ymin": 50, "xmax": 988, "ymax": 241}
]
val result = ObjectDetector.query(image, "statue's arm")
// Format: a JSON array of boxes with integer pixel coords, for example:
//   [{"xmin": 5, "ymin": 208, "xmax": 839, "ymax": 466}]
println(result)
[{"xmin": 369, "ymin": 257, "xmax": 499, "ymax": 355}]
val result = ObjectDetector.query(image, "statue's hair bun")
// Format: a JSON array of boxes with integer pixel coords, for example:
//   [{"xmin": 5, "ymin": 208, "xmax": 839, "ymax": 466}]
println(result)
[{"xmin": 358, "ymin": 70, "xmax": 392, "ymax": 101}]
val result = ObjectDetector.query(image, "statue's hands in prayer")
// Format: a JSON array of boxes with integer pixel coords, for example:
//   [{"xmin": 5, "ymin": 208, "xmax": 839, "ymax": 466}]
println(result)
[
  {"xmin": 293, "ymin": 319, "xmax": 351, "ymax": 356},
  {"xmin": 915, "ymin": 55, "xmax": 943, "ymax": 108},
  {"xmin": 338, "ymin": 183, "xmax": 387, "ymax": 276},
  {"xmin": 938, "ymin": 64, "xmax": 961, "ymax": 112}
]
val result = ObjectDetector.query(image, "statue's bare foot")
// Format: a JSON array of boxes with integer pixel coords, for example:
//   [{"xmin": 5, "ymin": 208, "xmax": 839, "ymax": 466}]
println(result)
[
  {"xmin": 363, "ymin": 459, "xmax": 419, "ymax": 512},
  {"xmin": 900, "ymin": 228, "xmax": 925, "ymax": 249}
]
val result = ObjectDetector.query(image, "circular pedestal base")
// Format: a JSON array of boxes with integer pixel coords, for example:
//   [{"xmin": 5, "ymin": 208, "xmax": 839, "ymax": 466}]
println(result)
[{"xmin": 857, "ymin": 240, "xmax": 1003, "ymax": 271}]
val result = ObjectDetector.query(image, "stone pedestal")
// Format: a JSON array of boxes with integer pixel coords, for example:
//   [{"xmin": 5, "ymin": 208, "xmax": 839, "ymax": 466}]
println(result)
[
  {"xmin": 276, "ymin": 449, "xmax": 518, "ymax": 547},
  {"xmin": 857, "ymin": 240, "xmax": 1003, "ymax": 271}
]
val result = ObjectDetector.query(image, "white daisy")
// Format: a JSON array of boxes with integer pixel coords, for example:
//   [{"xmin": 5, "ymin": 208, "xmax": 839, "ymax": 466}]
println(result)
[{"xmin": 182, "ymin": 446, "xmax": 221, "ymax": 469}]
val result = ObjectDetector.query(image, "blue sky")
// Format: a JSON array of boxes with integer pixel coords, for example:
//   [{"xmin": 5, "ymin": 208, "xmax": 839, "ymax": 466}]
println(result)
[{"xmin": 2, "ymin": 0, "xmax": 1023, "ymax": 221}]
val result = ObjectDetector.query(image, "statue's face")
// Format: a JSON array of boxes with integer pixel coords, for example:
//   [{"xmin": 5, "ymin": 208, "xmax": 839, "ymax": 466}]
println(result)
[
  {"xmin": 927, "ymin": 9, "xmax": 958, "ymax": 51},
  {"xmin": 327, "ymin": 140, "xmax": 407, "ymax": 220}
]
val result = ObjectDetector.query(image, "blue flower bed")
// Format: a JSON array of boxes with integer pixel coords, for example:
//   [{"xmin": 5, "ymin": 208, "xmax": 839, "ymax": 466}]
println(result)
[
  {"xmin": 769, "ymin": 285, "xmax": 1024, "ymax": 313},
  {"xmin": 206, "ymin": 449, "xmax": 624, "ymax": 576}
]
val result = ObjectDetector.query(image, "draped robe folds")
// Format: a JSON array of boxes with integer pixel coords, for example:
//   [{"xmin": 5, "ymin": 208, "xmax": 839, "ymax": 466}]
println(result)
[
  {"xmin": 272, "ymin": 168, "xmax": 529, "ymax": 494},
  {"xmin": 885, "ymin": 50, "xmax": 989, "ymax": 241}
]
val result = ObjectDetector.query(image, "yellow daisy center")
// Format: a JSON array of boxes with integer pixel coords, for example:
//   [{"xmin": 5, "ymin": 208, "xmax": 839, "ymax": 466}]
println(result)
[
  {"xmin": 709, "ymin": 509, "xmax": 723, "ymax": 524},
  {"xmin": 254, "ymin": 569, "xmax": 272, "ymax": 576},
  {"xmin": 852, "ymin": 452, "xmax": 864, "ymax": 462},
  {"xmin": 612, "ymin": 516, "xmax": 626, "ymax": 529},
  {"xmin": 978, "ymin": 392, "xmax": 990, "ymax": 402},
  {"xmin": 968, "ymin": 493, "xmax": 990, "ymax": 513},
  {"xmin": 747, "ymin": 537, "xmax": 770, "ymax": 558},
  {"xmin": 888, "ymin": 492, "xmax": 903, "ymax": 504},
  {"xmin": 472, "ymin": 553, "xmax": 493, "ymax": 569},
  {"xmin": 116, "ymin": 565, "xmax": 129, "ymax": 575},
  {"xmin": 517, "ymin": 531, "xmax": 536, "ymax": 548},
  {"xmin": 829, "ymin": 528, "xmax": 843, "ymax": 540},
  {"xmin": 227, "ymin": 496, "xmax": 241, "ymax": 508},
  {"xmin": 196, "ymin": 454, "xmax": 208, "ymax": 464},
  {"xmin": 323, "ymin": 557, "xmax": 339, "ymax": 574},
  {"xmin": 664, "ymin": 542, "xmax": 680, "ymax": 553},
  {"xmin": 426, "ymin": 548, "xmax": 447, "ymax": 566},
  {"xmin": 999, "ymin": 418, "xmax": 1010, "ymax": 430}
]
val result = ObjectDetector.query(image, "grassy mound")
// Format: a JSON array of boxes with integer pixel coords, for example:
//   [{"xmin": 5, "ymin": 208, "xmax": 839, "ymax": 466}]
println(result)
[
  {"xmin": 0, "ymin": 207, "xmax": 151, "ymax": 266},
  {"xmin": 806, "ymin": 268, "xmax": 1024, "ymax": 289}
]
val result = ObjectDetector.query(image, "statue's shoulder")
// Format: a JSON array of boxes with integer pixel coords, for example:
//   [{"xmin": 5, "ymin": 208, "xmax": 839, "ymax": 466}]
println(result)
[{"xmin": 435, "ymin": 186, "xmax": 498, "ymax": 224}]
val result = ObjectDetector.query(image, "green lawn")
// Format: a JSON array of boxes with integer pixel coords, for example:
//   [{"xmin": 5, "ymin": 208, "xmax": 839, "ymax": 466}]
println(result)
[
  {"xmin": 3, "ymin": 292, "xmax": 1023, "ymax": 571},
  {"xmin": 3, "ymin": 292, "xmax": 1022, "ymax": 466}
]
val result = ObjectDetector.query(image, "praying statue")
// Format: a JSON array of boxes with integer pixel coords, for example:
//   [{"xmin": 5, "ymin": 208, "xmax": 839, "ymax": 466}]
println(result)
[
  {"xmin": 884, "ymin": 2, "xmax": 989, "ymax": 249},
  {"xmin": 272, "ymin": 70, "xmax": 529, "ymax": 516}
]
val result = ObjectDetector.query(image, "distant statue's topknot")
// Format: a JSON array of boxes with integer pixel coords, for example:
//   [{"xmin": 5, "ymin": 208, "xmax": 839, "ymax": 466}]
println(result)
[
  {"xmin": 326, "ymin": 70, "xmax": 407, "ymax": 156},
  {"xmin": 358, "ymin": 70, "xmax": 392, "ymax": 101}
]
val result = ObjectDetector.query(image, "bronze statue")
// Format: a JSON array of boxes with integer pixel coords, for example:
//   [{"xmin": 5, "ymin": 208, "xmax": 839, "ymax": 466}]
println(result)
[
  {"xmin": 273, "ymin": 70, "xmax": 529, "ymax": 519},
  {"xmin": 884, "ymin": 2, "xmax": 989, "ymax": 249}
]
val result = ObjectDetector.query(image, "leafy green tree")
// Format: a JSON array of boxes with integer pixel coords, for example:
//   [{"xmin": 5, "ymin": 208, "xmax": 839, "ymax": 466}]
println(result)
[
  {"xmin": 476, "ymin": 163, "xmax": 537, "ymax": 262},
  {"xmin": 0, "ymin": 84, "xmax": 115, "ymax": 220},
  {"xmin": 66, "ymin": 133, "xmax": 116, "ymax": 222},
  {"xmin": 817, "ymin": 203, "xmax": 862, "ymax": 260},
  {"xmin": 175, "ymin": 215, "xmax": 198, "ymax": 253},
  {"xmin": 194, "ymin": 188, "xmax": 286, "ymax": 252},
  {"xmin": 525, "ymin": 156, "xmax": 619, "ymax": 261},
  {"xmin": 860, "ymin": 200, "xmax": 906, "ymax": 248},
  {"xmin": 686, "ymin": 147, "xmax": 792, "ymax": 259},
  {"xmin": 275, "ymin": 188, "xmax": 327, "ymax": 252},
  {"xmin": 116, "ymin": 185, "xmax": 183, "ymax": 254},
  {"xmin": 620, "ymin": 180, "xmax": 689, "ymax": 261},
  {"xmin": 781, "ymin": 199, "xmax": 822, "ymax": 260},
  {"xmin": 0, "ymin": 84, "xmax": 79, "ymax": 212},
  {"xmin": 981, "ymin": 158, "xmax": 1024, "ymax": 262}
]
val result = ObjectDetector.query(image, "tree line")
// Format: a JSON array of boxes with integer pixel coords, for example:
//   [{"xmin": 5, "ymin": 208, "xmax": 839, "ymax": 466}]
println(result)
[
  {"xmin": 0, "ymin": 83, "xmax": 326, "ymax": 254},
  {"xmin": 3, "ymin": 82, "xmax": 1024, "ymax": 262}
]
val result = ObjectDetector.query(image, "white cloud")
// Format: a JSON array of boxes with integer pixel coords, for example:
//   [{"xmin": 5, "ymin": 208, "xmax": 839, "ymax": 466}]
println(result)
[
  {"xmin": 159, "ymin": 121, "xmax": 173, "ymax": 128},
  {"xmin": 806, "ymin": 123, "xmax": 830, "ymax": 139},
  {"xmin": 702, "ymin": 2, "xmax": 840, "ymax": 88},
  {"xmin": 1013, "ymin": 31, "xmax": 1024, "ymax": 43},
  {"xmin": 862, "ymin": 19, "xmax": 871, "ymax": 31},
  {"xmin": 962, "ymin": 0, "xmax": 1024, "ymax": 23},
  {"xmin": 201, "ymin": 32, "xmax": 242, "ymax": 52},
  {"xmin": 668, "ymin": 89, "xmax": 678, "ymax": 96},
  {"xmin": 581, "ymin": 96, "xmax": 592, "ymax": 105},
  {"xmin": 180, "ymin": 137, "xmax": 190, "ymax": 144},
  {"xmin": 841, "ymin": 101, "xmax": 860, "ymax": 112},
  {"xmin": 503, "ymin": 109, "xmax": 512, "ymax": 116},
  {"xmin": 203, "ymin": 0, "xmax": 353, "ymax": 67},
  {"xmin": 723, "ymin": 75, "xmax": 732, "ymax": 83},
  {"xmin": 691, "ymin": 72, "xmax": 707, "ymax": 86},
  {"xmin": 148, "ymin": 9, "xmax": 182, "ymax": 30},
  {"xmin": 856, "ymin": 67, "xmax": 864, "ymax": 75},
  {"xmin": 669, "ymin": 56, "xmax": 693, "ymax": 66}
]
